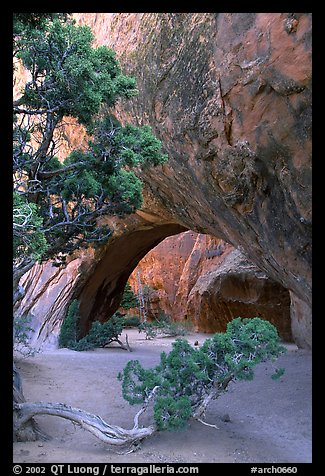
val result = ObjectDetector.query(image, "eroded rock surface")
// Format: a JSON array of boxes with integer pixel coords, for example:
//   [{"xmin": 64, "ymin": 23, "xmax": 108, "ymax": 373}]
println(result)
[
  {"xmin": 128, "ymin": 232, "xmax": 292, "ymax": 341},
  {"xmin": 75, "ymin": 13, "xmax": 312, "ymax": 342},
  {"xmin": 16, "ymin": 13, "xmax": 312, "ymax": 348},
  {"xmin": 15, "ymin": 209, "xmax": 186, "ymax": 347}
]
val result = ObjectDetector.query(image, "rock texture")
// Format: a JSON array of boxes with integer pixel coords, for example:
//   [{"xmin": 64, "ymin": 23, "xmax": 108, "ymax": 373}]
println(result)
[
  {"xmin": 16, "ymin": 207, "xmax": 187, "ymax": 347},
  {"xmin": 16, "ymin": 250, "xmax": 92, "ymax": 348},
  {"xmin": 15, "ymin": 13, "xmax": 312, "ymax": 348},
  {"xmin": 16, "ymin": 226, "xmax": 292, "ymax": 348},
  {"xmin": 74, "ymin": 13, "xmax": 312, "ymax": 344},
  {"xmin": 289, "ymin": 293, "xmax": 312, "ymax": 349},
  {"xmin": 128, "ymin": 232, "xmax": 292, "ymax": 341},
  {"xmin": 184, "ymin": 248, "xmax": 292, "ymax": 341}
]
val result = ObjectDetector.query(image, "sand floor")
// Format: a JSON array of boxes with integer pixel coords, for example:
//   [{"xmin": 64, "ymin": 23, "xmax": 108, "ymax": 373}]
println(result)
[{"xmin": 13, "ymin": 329, "xmax": 312, "ymax": 463}]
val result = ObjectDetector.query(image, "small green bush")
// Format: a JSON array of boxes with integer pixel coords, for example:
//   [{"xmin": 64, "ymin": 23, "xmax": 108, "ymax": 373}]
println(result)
[
  {"xmin": 59, "ymin": 301, "xmax": 134, "ymax": 351},
  {"xmin": 75, "ymin": 315, "xmax": 125, "ymax": 350},
  {"xmin": 61, "ymin": 313, "xmax": 128, "ymax": 351},
  {"xmin": 119, "ymin": 283, "xmax": 139, "ymax": 311},
  {"xmin": 138, "ymin": 321, "xmax": 158, "ymax": 339},
  {"xmin": 13, "ymin": 313, "xmax": 36, "ymax": 357},
  {"xmin": 122, "ymin": 315, "xmax": 141, "ymax": 328},
  {"xmin": 119, "ymin": 317, "xmax": 286, "ymax": 432},
  {"xmin": 58, "ymin": 300, "xmax": 80, "ymax": 348},
  {"xmin": 138, "ymin": 313, "xmax": 192, "ymax": 339}
]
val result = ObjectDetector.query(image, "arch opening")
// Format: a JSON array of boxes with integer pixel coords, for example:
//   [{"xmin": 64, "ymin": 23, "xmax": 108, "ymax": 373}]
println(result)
[
  {"xmin": 76, "ymin": 228, "xmax": 292, "ymax": 342},
  {"xmin": 76, "ymin": 223, "xmax": 187, "ymax": 336}
]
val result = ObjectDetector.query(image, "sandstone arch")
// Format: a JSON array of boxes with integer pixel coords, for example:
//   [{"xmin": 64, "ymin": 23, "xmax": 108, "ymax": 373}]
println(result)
[
  {"xmin": 16, "ymin": 13, "xmax": 311, "ymax": 349},
  {"xmin": 15, "ymin": 210, "xmax": 187, "ymax": 348},
  {"xmin": 16, "ymin": 215, "xmax": 292, "ymax": 349},
  {"xmin": 76, "ymin": 222, "xmax": 187, "ymax": 336},
  {"xmin": 74, "ymin": 12, "xmax": 311, "ymax": 347}
]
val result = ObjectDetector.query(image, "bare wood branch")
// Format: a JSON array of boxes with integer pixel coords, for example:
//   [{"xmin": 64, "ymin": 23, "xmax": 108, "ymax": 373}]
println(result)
[
  {"xmin": 14, "ymin": 401, "xmax": 156, "ymax": 447},
  {"xmin": 196, "ymin": 418, "xmax": 219, "ymax": 429},
  {"xmin": 125, "ymin": 334, "xmax": 131, "ymax": 352},
  {"xmin": 13, "ymin": 105, "xmax": 62, "ymax": 115},
  {"xmin": 13, "ymin": 257, "xmax": 36, "ymax": 297},
  {"xmin": 133, "ymin": 386, "xmax": 160, "ymax": 430},
  {"xmin": 193, "ymin": 374, "xmax": 234, "ymax": 422}
]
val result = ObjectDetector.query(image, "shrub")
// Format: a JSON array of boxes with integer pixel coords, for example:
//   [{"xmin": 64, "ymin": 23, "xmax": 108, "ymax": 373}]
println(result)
[
  {"xmin": 119, "ymin": 283, "xmax": 139, "ymax": 311},
  {"xmin": 138, "ymin": 312, "xmax": 192, "ymax": 339},
  {"xmin": 74, "ymin": 315, "xmax": 125, "ymax": 350},
  {"xmin": 64, "ymin": 314, "xmax": 132, "ymax": 351},
  {"xmin": 119, "ymin": 317, "xmax": 286, "ymax": 431},
  {"xmin": 59, "ymin": 301, "xmax": 134, "ymax": 351},
  {"xmin": 13, "ymin": 313, "xmax": 36, "ymax": 357},
  {"xmin": 58, "ymin": 300, "xmax": 80, "ymax": 348},
  {"xmin": 122, "ymin": 315, "xmax": 141, "ymax": 328},
  {"xmin": 138, "ymin": 321, "xmax": 158, "ymax": 339}
]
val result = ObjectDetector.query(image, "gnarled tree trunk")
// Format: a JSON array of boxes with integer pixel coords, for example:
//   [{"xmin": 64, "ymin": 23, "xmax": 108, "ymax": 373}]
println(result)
[
  {"xmin": 13, "ymin": 401, "xmax": 155, "ymax": 447},
  {"xmin": 13, "ymin": 258, "xmax": 36, "ymax": 306},
  {"xmin": 13, "ymin": 384, "xmax": 159, "ymax": 448},
  {"xmin": 13, "ymin": 363, "xmax": 48, "ymax": 442}
]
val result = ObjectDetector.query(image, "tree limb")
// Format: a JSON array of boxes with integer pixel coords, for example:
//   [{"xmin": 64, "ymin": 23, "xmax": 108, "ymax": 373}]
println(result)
[
  {"xmin": 192, "ymin": 375, "xmax": 234, "ymax": 422},
  {"xmin": 14, "ymin": 401, "xmax": 156, "ymax": 446},
  {"xmin": 133, "ymin": 386, "xmax": 159, "ymax": 430},
  {"xmin": 38, "ymin": 162, "xmax": 87, "ymax": 179},
  {"xmin": 196, "ymin": 418, "xmax": 219, "ymax": 429}
]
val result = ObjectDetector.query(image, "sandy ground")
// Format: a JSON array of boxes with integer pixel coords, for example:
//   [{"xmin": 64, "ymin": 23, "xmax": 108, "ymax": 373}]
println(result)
[{"xmin": 13, "ymin": 329, "xmax": 312, "ymax": 464}]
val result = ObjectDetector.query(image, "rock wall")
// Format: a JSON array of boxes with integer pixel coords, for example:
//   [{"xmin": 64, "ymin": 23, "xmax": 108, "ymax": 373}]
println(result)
[
  {"xmin": 16, "ymin": 255, "xmax": 88, "ymax": 349},
  {"xmin": 15, "ymin": 13, "xmax": 312, "ymax": 348},
  {"xmin": 15, "ymin": 207, "xmax": 187, "ymax": 348},
  {"xmin": 73, "ymin": 13, "xmax": 312, "ymax": 346},
  {"xmin": 289, "ymin": 293, "xmax": 312, "ymax": 349},
  {"xmin": 128, "ymin": 232, "xmax": 292, "ymax": 341}
]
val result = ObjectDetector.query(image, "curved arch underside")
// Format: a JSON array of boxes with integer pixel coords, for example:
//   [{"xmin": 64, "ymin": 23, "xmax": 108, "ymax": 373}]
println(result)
[
  {"xmin": 16, "ymin": 13, "xmax": 312, "ymax": 349},
  {"xmin": 76, "ymin": 223, "xmax": 187, "ymax": 335}
]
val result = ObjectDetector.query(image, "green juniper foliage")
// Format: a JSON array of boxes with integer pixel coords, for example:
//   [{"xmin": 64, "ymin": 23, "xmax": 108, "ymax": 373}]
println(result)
[
  {"xmin": 14, "ymin": 18, "xmax": 137, "ymax": 125},
  {"xmin": 138, "ymin": 312, "xmax": 190, "ymax": 339},
  {"xmin": 119, "ymin": 282, "xmax": 139, "ymax": 311},
  {"xmin": 13, "ymin": 13, "xmax": 168, "ymax": 270},
  {"xmin": 13, "ymin": 313, "xmax": 36, "ymax": 357},
  {"xmin": 74, "ymin": 315, "xmax": 126, "ymax": 351},
  {"xmin": 59, "ymin": 301, "xmax": 130, "ymax": 351},
  {"xmin": 13, "ymin": 193, "xmax": 49, "ymax": 262},
  {"xmin": 58, "ymin": 299, "xmax": 80, "ymax": 348},
  {"xmin": 119, "ymin": 317, "xmax": 286, "ymax": 431},
  {"xmin": 13, "ymin": 13, "xmax": 70, "ymax": 36},
  {"xmin": 121, "ymin": 315, "xmax": 141, "ymax": 328}
]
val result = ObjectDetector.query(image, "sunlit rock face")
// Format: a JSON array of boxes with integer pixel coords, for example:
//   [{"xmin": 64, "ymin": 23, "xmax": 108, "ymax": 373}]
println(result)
[
  {"xmin": 128, "ymin": 232, "xmax": 292, "ymax": 342},
  {"xmin": 15, "ymin": 13, "xmax": 311, "ymax": 348},
  {"xmin": 15, "ymin": 208, "xmax": 186, "ymax": 348},
  {"xmin": 16, "ymin": 228, "xmax": 292, "ymax": 349},
  {"xmin": 74, "ymin": 13, "xmax": 311, "ymax": 346}
]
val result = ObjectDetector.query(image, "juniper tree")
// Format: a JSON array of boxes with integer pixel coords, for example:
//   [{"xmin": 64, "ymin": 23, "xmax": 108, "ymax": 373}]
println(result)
[
  {"xmin": 14, "ymin": 318, "xmax": 286, "ymax": 447},
  {"xmin": 119, "ymin": 317, "xmax": 286, "ymax": 431},
  {"xmin": 58, "ymin": 300, "xmax": 131, "ymax": 351},
  {"xmin": 13, "ymin": 13, "xmax": 168, "ymax": 303},
  {"xmin": 12, "ymin": 12, "xmax": 167, "ymax": 442},
  {"xmin": 119, "ymin": 282, "xmax": 139, "ymax": 311}
]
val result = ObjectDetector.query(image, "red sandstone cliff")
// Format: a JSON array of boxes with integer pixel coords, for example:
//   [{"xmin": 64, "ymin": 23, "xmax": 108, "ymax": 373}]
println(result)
[
  {"xmin": 73, "ymin": 13, "xmax": 311, "ymax": 346},
  {"xmin": 127, "ymin": 232, "xmax": 291, "ymax": 341},
  {"xmin": 15, "ymin": 13, "xmax": 311, "ymax": 348}
]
